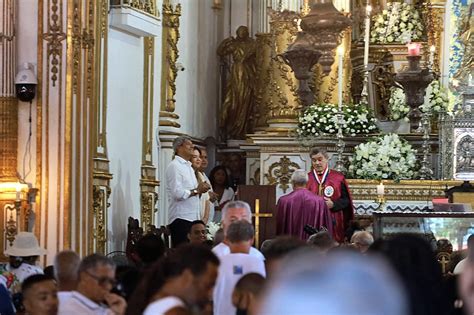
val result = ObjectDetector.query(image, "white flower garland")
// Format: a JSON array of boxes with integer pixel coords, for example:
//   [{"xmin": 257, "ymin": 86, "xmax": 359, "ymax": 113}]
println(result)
[
  {"xmin": 297, "ymin": 103, "xmax": 378, "ymax": 137},
  {"xmin": 370, "ymin": 2, "xmax": 424, "ymax": 44},
  {"xmin": 349, "ymin": 133, "xmax": 417, "ymax": 180}
]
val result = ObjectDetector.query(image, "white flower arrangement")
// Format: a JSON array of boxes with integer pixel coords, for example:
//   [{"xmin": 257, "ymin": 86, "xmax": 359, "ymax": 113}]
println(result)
[
  {"xmin": 297, "ymin": 103, "xmax": 378, "ymax": 137},
  {"xmin": 388, "ymin": 87, "xmax": 410, "ymax": 121},
  {"xmin": 370, "ymin": 2, "xmax": 424, "ymax": 44},
  {"xmin": 420, "ymin": 80, "xmax": 449, "ymax": 114},
  {"xmin": 388, "ymin": 80, "xmax": 450, "ymax": 121},
  {"xmin": 348, "ymin": 133, "xmax": 417, "ymax": 181},
  {"xmin": 206, "ymin": 221, "xmax": 221, "ymax": 241}
]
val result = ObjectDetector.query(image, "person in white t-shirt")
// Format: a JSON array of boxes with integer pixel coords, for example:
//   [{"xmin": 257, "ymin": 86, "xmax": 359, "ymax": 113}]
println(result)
[
  {"xmin": 213, "ymin": 220, "xmax": 266, "ymax": 315},
  {"xmin": 212, "ymin": 201, "xmax": 265, "ymax": 261}
]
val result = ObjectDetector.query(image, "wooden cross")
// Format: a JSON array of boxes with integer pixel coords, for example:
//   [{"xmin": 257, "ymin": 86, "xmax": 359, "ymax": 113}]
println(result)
[{"xmin": 254, "ymin": 199, "xmax": 273, "ymax": 248}]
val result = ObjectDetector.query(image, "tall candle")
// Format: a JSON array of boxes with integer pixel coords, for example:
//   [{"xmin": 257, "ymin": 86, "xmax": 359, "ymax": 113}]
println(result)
[
  {"xmin": 429, "ymin": 45, "xmax": 435, "ymax": 68},
  {"xmin": 407, "ymin": 42, "xmax": 421, "ymax": 56},
  {"xmin": 363, "ymin": 5, "xmax": 372, "ymax": 69},
  {"xmin": 15, "ymin": 183, "xmax": 21, "ymax": 201},
  {"xmin": 376, "ymin": 182, "xmax": 385, "ymax": 196},
  {"xmin": 338, "ymin": 46, "xmax": 344, "ymax": 111}
]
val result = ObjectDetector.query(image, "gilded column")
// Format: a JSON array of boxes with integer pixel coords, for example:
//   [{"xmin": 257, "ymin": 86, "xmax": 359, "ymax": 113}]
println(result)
[
  {"xmin": 92, "ymin": 0, "xmax": 112, "ymax": 255},
  {"xmin": 0, "ymin": 0, "xmax": 17, "ymax": 182},
  {"xmin": 140, "ymin": 37, "xmax": 159, "ymax": 231},
  {"xmin": 266, "ymin": 10, "xmax": 301, "ymax": 133},
  {"xmin": 159, "ymin": 2, "xmax": 182, "ymax": 129},
  {"xmin": 428, "ymin": 0, "xmax": 446, "ymax": 75},
  {"xmin": 253, "ymin": 33, "xmax": 273, "ymax": 132}
]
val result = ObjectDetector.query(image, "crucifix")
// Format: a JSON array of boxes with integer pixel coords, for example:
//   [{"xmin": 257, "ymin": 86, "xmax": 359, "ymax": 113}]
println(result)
[{"xmin": 254, "ymin": 199, "xmax": 272, "ymax": 248}]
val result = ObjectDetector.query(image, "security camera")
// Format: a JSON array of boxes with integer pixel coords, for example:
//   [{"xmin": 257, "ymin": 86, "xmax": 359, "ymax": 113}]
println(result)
[
  {"xmin": 15, "ymin": 63, "xmax": 37, "ymax": 102},
  {"xmin": 176, "ymin": 62, "xmax": 185, "ymax": 72}
]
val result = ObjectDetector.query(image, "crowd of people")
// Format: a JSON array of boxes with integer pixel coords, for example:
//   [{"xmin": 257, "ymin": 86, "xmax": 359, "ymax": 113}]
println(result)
[{"xmin": 2, "ymin": 135, "xmax": 474, "ymax": 314}]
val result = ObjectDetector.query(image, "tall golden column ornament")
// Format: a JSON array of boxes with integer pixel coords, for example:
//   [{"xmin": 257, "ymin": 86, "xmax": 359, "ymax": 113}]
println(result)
[
  {"xmin": 426, "ymin": 0, "xmax": 447, "ymax": 75},
  {"xmin": 0, "ymin": 0, "xmax": 18, "ymax": 183},
  {"xmin": 92, "ymin": 0, "xmax": 113, "ymax": 255},
  {"xmin": 266, "ymin": 10, "xmax": 301, "ymax": 133},
  {"xmin": 253, "ymin": 33, "xmax": 273, "ymax": 132},
  {"xmin": 140, "ymin": 37, "xmax": 159, "ymax": 230},
  {"xmin": 159, "ymin": 3, "xmax": 182, "ymax": 129}
]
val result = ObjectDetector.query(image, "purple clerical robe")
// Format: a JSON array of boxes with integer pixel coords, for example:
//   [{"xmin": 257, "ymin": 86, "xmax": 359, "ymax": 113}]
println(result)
[{"xmin": 276, "ymin": 188, "xmax": 333, "ymax": 241}]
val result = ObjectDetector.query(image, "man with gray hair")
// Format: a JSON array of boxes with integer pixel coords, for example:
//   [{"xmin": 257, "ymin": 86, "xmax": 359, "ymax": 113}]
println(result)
[
  {"xmin": 166, "ymin": 136, "xmax": 210, "ymax": 247},
  {"xmin": 58, "ymin": 254, "xmax": 126, "ymax": 315},
  {"xmin": 54, "ymin": 250, "xmax": 81, "ymax": 304},
  {"xmin": 212, "ymin": 200, "xmax": 265, "ymax": 260},
  {"xmin": 213, "ymin": 220, "xmax": 266, "ymax": 315},
  {"xmin": 276, "ymin": 169, "xmax": 333, "ymax": 240}
]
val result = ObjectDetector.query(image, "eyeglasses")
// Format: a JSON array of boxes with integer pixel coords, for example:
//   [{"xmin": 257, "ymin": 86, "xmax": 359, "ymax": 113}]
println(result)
[{"xmin": 85, "ymin": 271, "xmax": 116, "ymax": 287}]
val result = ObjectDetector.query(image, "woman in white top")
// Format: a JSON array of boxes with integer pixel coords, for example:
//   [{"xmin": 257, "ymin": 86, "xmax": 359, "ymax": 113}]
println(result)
[
  {"xmin": 191, "ymin": 147, "xmax": 212, "ymax": 223},
  {"xmin": 125, "ymin": 244, "xmax": 220, "ymax": 315},
  {"xmin": 209, "ymin": 165, "xmax": 235, "ymax": 222}
]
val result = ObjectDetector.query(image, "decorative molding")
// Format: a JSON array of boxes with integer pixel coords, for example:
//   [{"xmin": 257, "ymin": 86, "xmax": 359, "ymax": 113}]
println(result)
[
  {"xmin": 110, "ymin": 0, "xmax": 159, "ymax": 17},
  {"xmin": 140, "ymin": 36, "xmax": 159, "ymax": 229},
  {"xmin": 159, "ymin": 3, "xmax": 181, "ymax": 128},
  {"xmin": 43, "ymin": 0, "xmax": 66, "ymax": 87},
  {"xmin": 92, "ymin": 185, "xmax": 110, "ymax": 254},
  {"xmin": 264, "ymin": 156, "xmax": 301, "ymax": 193},
  {"xmin": 348, "ymin": 179, "xmax": 462, "ymax": 201}
]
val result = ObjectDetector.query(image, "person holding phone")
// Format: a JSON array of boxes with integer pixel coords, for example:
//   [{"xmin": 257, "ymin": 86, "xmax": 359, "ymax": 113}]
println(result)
[{"xmin": 58, "ymin": 254, "xmax": 126, "ymax": 315}]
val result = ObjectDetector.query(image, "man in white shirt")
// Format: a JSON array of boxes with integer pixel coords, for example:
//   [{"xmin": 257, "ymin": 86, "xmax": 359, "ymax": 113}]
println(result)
[
  {"xmin": 213, "ymin": 220, "xmax": 266, "ymax": 315},
  {"xmin": 212, "ymin": 200, "xmax": 265, "ymax": 261},
  {"xmin": 166, "ymin": 136, "xmax": 210, "ymax": 247},
  {"xmin": 58, "ymin": 254, "xmax": 126, "ymax": 315}
]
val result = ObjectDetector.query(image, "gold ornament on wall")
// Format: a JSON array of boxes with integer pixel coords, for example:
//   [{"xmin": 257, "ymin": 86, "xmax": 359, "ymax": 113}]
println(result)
[
  {"xmin": 159, "ymin": 3, "xmax": 181, "ymax": 128},
  {"xmin": 267, "ymin": 10, "xmax": 301, "ymax": 131},
  {"xmin": 92, "ymin": 185, "xmax": 110, "ymax": 254},
  {"xmin": 265, "ymin": 156, "xmax": 300, "ymax": 193}
]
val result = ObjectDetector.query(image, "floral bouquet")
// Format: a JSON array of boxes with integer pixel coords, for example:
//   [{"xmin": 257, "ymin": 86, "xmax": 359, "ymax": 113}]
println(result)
[
  {"xmin": 206, "ymin": 221, "xmax": 221, "ymax": 241},
  {"xmin": 370, "ymin": 2, "xmax": 424, "ymax": 44},
  {"xmin": 348, "ymin": 133, "xmax": 417, "ymax": 180},
  {"xmin": 388, "ymin": 87, "xmax": 410, "ymax": 121},
  {"xmin": 297, "ymin": 103, "xmax": 378, "ymax": 137},
  {"xmin": 420, "ymin": 80, "xmax": 449, "ymax": 114},
  {"xmin": 388, "ymin": 81, "xmax": 450, "ymax": 121}
]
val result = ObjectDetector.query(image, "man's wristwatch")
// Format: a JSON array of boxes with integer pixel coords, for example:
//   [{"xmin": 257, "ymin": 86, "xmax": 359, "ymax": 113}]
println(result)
[{"xmin": 191, "ymin": 188, "xmax": 198, "ymax": 196}]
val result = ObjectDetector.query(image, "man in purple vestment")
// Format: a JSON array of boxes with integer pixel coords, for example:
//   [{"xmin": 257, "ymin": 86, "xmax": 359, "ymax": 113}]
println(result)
[{"xmin": 276, "ymin": 169, "xmax": 333, "ymax": 240}]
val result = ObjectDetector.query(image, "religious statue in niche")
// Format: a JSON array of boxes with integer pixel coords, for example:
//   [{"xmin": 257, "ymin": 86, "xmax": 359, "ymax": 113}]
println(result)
[
  {"xmin": 456, "ymin": 135, "xmax": 474, "ymax": 173},
  {"xmin": 453, "ymin": 4, "xmax": 473, "ymax": 90},
  {"xmin": 217, "ymin": 26, "xmax": 257, "ymax": 140}
]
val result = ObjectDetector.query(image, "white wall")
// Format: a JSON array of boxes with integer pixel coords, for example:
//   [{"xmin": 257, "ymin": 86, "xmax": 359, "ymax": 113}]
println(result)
[
  {"xmin": 107, "ymin": 29, "xmax": 144, "ymax": 251},
  {"xmin": 173, "ymin": 0, "xmax": 238, "ymax": 139}
]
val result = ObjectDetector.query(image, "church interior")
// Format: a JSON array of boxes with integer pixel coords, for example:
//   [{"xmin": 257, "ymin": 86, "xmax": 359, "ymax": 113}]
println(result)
[{"xmin": 1, "ymin": 0, "xmax": 474, "ymax": 313}]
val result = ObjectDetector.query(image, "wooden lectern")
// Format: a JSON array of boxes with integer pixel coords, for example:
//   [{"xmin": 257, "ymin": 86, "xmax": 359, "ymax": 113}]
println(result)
[{"xmin": 237, "ymin": 185, "xmax": 277, "ymax": 248}]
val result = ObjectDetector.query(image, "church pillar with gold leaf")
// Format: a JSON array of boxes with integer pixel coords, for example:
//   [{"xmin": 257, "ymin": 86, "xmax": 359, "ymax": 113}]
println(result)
[{"xmin": 140, "ymin": 37, "xmax": 159, "ymax": 231}]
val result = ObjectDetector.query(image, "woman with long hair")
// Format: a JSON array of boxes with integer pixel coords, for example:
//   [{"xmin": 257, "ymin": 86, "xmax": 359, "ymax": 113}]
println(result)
[
  {"xmin": 191, "ymin": 147, "xmax": 212, "ymax": 223},
  {"xmin": 209, "ymin": 165, "xmax": 235, "ymax": 222}
]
